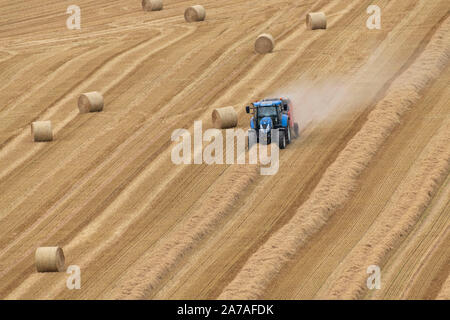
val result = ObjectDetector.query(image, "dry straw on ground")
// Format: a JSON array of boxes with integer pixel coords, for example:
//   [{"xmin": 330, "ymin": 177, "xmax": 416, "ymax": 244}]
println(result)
[
  {"xmin": 109, "ymin": 165, "xmax": 258, "ymax": 299},
  {"xmin": 306, "ymin": 12, "xmax": 327, "ymax": 30},
  {"xmin": 219, "ymin": 17, "xmax": 450, "ymax": 300},
  {"xmin": 184, "ymin": 5, "xmax": 206, "ymax": 22},
  {"xmin": 142, "ymin": 0, "xmax": 163, "ymax": 11},
  {"xmin": 78, "ymin": 92, "xmax": 104, "ymax": 113},
  {"xmin": 212, "ymin": 106, "xmax": 238, "ymax": 129},
  {"xmin": 31, "ymin": 121, "xmax": 53, "ymax": 142},
  {"xmin": 35, "ymin": 247, "xmax": 65, "ymax": 272},
  {"xmin": 318, "ymin": 119, "xmax": 450, "ymax": 299},
  {"xmin": 255, "ymin": 33, "xmax": 275, "ymax": 54}
]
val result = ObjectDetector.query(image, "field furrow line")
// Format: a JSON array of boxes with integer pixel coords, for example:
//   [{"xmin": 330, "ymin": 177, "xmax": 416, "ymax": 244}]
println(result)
[{"xmin": 108, "ymin": 165, "xmax": 259, "ymax": 299}]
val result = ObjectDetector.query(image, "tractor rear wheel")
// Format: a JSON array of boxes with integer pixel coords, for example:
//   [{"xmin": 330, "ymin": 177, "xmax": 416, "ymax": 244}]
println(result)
[{"xmin": 294, "ymin": 122, "xmax": 299, "ymax": 138}]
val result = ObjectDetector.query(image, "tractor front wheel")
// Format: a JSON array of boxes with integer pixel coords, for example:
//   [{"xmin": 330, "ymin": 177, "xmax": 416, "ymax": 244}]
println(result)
[{"xmin": 248, "ymin": 129, "xmax": 257, "ymax": 150}]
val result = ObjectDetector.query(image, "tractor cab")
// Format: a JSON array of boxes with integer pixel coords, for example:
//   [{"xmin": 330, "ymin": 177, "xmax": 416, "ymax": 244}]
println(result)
[
  {"xmin": 254, "ymin": 100, "xmax": 282, "ymax": 131},
  {"xmin": 246, "ymin": 98, "xmax": 299, "ymax": 149}
]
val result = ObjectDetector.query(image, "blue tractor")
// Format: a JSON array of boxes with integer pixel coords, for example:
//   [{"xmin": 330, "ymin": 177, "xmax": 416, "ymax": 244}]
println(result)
[{"xmin": 246, "ymin": 98, "xmax": 299, "ymax": 149}]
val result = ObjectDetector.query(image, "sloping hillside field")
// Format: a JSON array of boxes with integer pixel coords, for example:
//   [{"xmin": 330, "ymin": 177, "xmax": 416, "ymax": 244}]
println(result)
[{"xmin": 0, "ymin": 0, "xmax": 448, "ymax": 299}]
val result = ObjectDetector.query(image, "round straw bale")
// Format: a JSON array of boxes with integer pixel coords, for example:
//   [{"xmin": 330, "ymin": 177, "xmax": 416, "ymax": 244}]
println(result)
[
  {"xmin": 212, "ymin": 106, "xmax": 238, "ymax": 129},
  {"xmin": 31, "ymin": 121, "xmax": 53, "ymax": 142},
  {"xmin": 142, "ymin": 0, "xmax": 163, "ymax": 11},
  {"xmin": 184, "ymin": 5, "xmax": 206, "ymax": 22},
  {"xmin": 78, "ymin": 91, "xmax": 104, "ymax": 113},
  {"xmin": 255, "ymin": 33, "xmax": 275, "ymax": 54},
  {"xmin": 306, "ymin": 12, "xmax": 327, "ymax": 30},
  {"xmin": 35, "ymin": 247, "xmax": 65, "ymax": 272}
]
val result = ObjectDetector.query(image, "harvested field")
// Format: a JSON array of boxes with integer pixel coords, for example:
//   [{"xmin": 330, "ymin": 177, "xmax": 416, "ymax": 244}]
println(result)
[{"xmin": 0, "ymin": 0, "xmax": 448, "ymax": 300}]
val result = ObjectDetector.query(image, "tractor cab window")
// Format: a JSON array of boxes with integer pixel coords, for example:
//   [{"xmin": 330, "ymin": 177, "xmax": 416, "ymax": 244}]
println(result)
[{"xmin": 257, "ymin": 106, "xmax": 278, "ymax": 118}]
